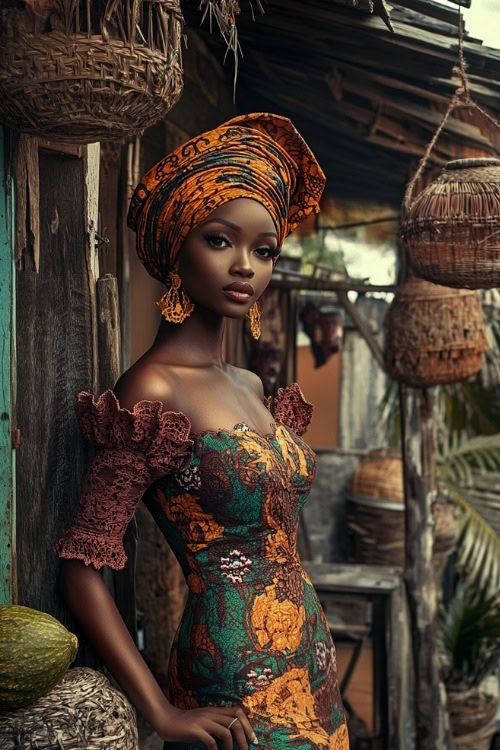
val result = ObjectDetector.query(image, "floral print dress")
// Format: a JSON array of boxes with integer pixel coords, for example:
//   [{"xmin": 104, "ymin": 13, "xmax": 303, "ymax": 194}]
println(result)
[{"xmin": 56, "ymin": 383, "xmax": 349, "ymax": 750}]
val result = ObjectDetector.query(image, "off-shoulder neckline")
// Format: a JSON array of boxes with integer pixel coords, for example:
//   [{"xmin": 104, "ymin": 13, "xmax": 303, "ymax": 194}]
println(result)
[{"xmin": 77, "ymin": 388, "xmax": 295, "ymax": 441}]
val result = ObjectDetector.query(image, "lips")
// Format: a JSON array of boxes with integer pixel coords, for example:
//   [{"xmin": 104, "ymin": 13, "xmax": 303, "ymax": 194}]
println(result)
[
  {"xmin": 222, "ymin": 281, "xmax": 254, "ymax": 304},
  {"xmin": 223, "ymin": 282, "xmax": 255, "ymax": 294}
]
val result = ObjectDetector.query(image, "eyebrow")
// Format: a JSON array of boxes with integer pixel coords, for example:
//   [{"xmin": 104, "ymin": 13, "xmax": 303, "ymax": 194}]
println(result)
[{"xmin": 200, "ymin": 217, "xmax": 278, "ymax": 239}]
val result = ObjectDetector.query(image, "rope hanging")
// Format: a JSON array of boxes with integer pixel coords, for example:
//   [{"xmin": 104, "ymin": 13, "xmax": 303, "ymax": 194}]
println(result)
[{"xmin": 403, "ymin": 3, "xmax": 500, "ymax": 213}]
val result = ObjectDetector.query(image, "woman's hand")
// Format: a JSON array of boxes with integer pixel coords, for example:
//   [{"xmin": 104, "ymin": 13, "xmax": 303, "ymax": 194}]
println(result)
[{"xmin": 159, "ymin": 705, "xmax": 258, "ymax": 750}]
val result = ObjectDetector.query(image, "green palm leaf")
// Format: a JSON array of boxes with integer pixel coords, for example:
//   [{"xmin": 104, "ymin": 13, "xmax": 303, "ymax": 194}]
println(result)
[
  {"xmin": 438, "ymin": 433, "xmax": 500, "ymax": 486},
  {"xmin": 440, "ymin": 581, "xmax": 500, "ymax": 688},
  {"xmin": 441, "ymin": 481, "xmax": 500, "ymax": 599}
]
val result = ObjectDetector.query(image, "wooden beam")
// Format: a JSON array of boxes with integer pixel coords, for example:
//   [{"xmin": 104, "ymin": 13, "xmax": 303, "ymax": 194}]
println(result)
[
  {"xmin": 393, "ymin": 0, "xmax": 460, "ymax": 26},
  {"xmin": 336, "ymin": 290, "xmax": 386, "ymax": 371},
  {"xmin": 270, "ymin": 276, "xmax": 396, "ymax": 294},
  {"xmin": 331, "ymin": 0, "xmax": 374, "ymax": 11}
]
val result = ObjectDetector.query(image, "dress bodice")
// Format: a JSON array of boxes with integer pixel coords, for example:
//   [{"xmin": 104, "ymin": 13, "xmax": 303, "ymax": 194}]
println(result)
[
  {"xmin": 144, "ymin": 420, "xmax": 316, "ymax": 594},
  {"xmin": 55, "ymin": 382, "xmax": 315, "ymax": 573}
]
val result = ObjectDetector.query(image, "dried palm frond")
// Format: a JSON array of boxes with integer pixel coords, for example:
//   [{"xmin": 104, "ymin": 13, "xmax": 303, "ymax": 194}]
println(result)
[{"xmin": 197, "ymin": 0, "xmax": 264, "ymax": 94}]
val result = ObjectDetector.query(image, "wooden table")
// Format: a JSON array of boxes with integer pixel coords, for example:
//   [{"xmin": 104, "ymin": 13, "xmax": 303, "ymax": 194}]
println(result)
[{"xmin": 303, "ymin": 562, "xmax": 415, "ymax": 750}]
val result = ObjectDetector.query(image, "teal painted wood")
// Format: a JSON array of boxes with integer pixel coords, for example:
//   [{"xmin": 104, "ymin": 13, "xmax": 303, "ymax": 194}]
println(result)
[{"xmin": 0, "ymin": 127, "xmax": 16, "ymax": 604}]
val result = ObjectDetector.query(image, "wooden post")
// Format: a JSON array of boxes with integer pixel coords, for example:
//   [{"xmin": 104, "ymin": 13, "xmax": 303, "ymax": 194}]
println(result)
[
  {"xmin": 0, "ymin": 127, "xmax": 16, "ymax": 604},
  {"xmin": 399, "ymin": 385, "xmax": 453, "ymax": 749}
]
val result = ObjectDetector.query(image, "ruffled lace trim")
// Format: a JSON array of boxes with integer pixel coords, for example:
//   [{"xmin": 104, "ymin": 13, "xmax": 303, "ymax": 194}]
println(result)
[
  {"xmin": 56, "ymin": 530, "xmax": 126, "ymax": 571},
  {"xmin": 264, "ymin": 382, "xmax": 313, "ymax": 437},
  {"xmin": 76, "ymin": 390, "xmax": 194, "ymax": 474}
]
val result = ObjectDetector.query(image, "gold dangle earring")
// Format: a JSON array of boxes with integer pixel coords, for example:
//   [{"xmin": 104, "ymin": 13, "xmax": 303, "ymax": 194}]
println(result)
[
  {"xmin": 248, "ymin": 301, "xmax": 261, "ymax": 340},
  {"xmin": 156, "ymin": 265, "xmax": 194, "ymax": 324}
]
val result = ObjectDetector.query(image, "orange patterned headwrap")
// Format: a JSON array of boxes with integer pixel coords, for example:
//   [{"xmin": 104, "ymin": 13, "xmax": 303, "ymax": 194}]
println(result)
[{"xmin": 127, "ymin": 113, "xmax": 325, "ymax": 284}]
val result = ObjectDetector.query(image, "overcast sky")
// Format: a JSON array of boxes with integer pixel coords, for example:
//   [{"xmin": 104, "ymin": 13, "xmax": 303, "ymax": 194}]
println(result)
[{"xmin": 440, "ymin": 0, "xmax": 499, "ymax": 48}]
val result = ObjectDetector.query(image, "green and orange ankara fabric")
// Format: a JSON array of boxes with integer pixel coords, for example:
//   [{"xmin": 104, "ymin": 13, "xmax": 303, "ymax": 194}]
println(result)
[{"xmin": 127, "ymin": 113, "xmax": 326, "ymax": 284}]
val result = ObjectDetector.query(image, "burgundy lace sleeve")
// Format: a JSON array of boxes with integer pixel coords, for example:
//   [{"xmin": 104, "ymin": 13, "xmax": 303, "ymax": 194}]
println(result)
[
  {"xmin": 264, "ymin": 382, "xmax": 313, "ymax": 437},
  {"xmin": 55, "ymin": 390, "xmax": 193, "ymax": 570}
]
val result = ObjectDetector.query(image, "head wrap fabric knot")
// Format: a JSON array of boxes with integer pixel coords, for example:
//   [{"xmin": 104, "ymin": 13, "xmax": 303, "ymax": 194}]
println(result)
[{"xmin": 127, "ymin": 113, "xmax": 326, "ymax": 284}]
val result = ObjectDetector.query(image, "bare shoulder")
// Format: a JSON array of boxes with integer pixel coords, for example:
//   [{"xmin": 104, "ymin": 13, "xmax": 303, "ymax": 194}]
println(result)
[
  {"xmin": 113, "ymin": 361, "xmax": 178, "ymax": 413},
  {"xmin": 231, "ymin": 366, "xmax": 265, "ymax": 401}
]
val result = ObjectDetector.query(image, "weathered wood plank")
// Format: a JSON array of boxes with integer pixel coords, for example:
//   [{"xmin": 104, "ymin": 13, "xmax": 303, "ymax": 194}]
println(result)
[
  {"xmin": 14, "ymin": 134, "xmax": 39, "ymax": 272},
  {"xmin": 393, "ymin": 0, "xmax": 460, "ymax": 27},
  {"xmin": 96, "ymin": 275, "xmax": 121, "ymax": 391},
  {"xmin": 0, "ymin": 128, "xmax": 16, "ymax": 605},
  {"xmin": 16, "ymin": 149, "xmax": 99, "ymax": 666},
  {"xmin": 399, "ymin": 387, "xmax": 452, "ymax": 749}
]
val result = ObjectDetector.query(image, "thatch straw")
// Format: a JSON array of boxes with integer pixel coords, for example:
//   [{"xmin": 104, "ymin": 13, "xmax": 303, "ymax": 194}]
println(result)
[
  {"xmin": 0, "ymin": 667, "xmax": 138, "ymax": 749},
  {"xmin": 401, "ymin": 159, "xmax": 500, "ymax": 290},
  {"xmin": 0, "ymin": 0, "xmax": 183, "ymax": 143},
  {"xmin": 384, "ymin": 277, "xmax": 487, "ymax": 387}
]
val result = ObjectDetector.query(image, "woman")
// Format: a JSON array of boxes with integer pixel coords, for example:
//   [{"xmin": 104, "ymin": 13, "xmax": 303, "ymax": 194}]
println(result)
[{"xmin": 56, "ymin": 113, "xmax": 349, "ymax": 750}]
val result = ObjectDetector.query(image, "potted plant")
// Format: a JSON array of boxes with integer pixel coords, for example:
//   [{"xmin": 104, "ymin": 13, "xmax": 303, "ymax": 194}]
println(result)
[{"xmin": 441, "ymin": 582, "xmax": 500, "ymax": 750}]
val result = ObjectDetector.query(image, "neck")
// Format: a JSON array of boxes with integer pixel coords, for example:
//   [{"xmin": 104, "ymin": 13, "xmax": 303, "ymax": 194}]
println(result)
[{"xmin": 151, "ymin": 305, "xmax": 227, "ymax": 368}]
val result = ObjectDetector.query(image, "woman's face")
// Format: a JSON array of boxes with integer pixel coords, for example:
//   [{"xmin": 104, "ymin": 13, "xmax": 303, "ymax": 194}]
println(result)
[{"xmin": 177, "ymin": 198, "xmax": 279, "ymax": 319}]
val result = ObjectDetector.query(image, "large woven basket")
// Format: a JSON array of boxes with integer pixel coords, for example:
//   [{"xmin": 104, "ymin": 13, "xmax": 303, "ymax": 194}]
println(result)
[
  {"xmin": 384, "ymin": 277, "xmax": 487, "ymax": 388},
  {"xmin": 447, "ymin": 686, "xmax": 498, "ymax": 750},
  {"xmin": 0, "ymin": 667, "xmax": 138, "ymax": 748},
  {"xmin": 0, "ymin": 0, "xmax": 183, "ymax": 143},
  {"xmin": 346, "ymin": 449, "xmax": 406, "ymax": 567},
  {"xmin": 401, "ymin": 158, "xmax": 500, "ymax": 289}
]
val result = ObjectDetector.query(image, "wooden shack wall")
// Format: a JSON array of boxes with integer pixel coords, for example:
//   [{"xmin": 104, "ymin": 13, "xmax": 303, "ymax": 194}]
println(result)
[{"xmin": 15, "ymin": 144, "xmax": 100, "ymax": 666}]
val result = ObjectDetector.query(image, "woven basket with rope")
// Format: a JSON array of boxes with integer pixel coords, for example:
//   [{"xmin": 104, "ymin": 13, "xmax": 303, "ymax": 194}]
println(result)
[
  {"xmin": 383, "ymin": 277, "xmax": 487, "ymax": 388},
  {"xmin": 0, "ymin": 0, "xmax": 184, "ymax": 143},
  {"xmin": 400, "ymin": 8, "xmax": 500, "ymax": 290},
  {"xmin": 402, "ymin": 158, "xmax": 500, "ymax": 289}
]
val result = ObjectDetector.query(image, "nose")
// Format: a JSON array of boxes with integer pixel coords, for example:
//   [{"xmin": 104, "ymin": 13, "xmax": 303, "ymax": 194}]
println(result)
[{"xmin": 229, "ymin": 247, "xmax": 255, "ymax": 278}]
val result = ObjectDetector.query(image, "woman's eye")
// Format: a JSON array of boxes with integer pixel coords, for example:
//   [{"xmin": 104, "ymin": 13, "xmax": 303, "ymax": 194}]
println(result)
[
  {"xmin": 204, "ymin": 233, "xmax": 231, "ymax": 249},
  {"xmin": 255, "ymin": 246, "xmax": 278, "ymax": 259}
]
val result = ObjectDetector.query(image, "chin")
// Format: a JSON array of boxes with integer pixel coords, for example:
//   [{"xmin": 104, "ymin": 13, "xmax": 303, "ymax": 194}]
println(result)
[{"xmin": 224, "ymin": 308, "xmax": 251, "ymax": 321}]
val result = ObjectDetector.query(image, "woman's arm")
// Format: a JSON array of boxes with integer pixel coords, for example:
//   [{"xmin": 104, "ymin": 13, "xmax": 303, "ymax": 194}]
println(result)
[{"xmin": 61, "ymin": 560, "xmax": 257, "ymax": 749}]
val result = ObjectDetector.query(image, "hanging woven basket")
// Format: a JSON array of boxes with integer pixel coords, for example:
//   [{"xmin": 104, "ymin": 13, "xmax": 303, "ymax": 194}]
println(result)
[
  {"xmin": 0, "ymin": 0, "xmax": 184, "ymax": 143},
  {"xmin": 401, "ymin": 158, "xmax": 500, "ymax": 289},
  {"xmin": 384, "ymin": 277, "xmax": 487, "ymax": 388},
  {"xmin": 0, "ymin": 667, "xmax": 138, "ymax": 748}
]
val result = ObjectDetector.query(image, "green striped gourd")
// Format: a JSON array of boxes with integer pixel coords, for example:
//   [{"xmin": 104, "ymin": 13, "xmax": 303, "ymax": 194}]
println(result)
[{"xmin": 0, "ymin": 604, "xmax": 78, "ymax": 710}]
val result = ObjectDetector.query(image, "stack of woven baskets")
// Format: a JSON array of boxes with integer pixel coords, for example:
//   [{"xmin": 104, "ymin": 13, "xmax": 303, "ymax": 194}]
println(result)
[
  {"xmin": 346, "ymin": 449, "xmax": 405, "ymax": 567},
  {"xmin": 346, "ymin": 450, "xmax": 457, "ymax": 583},
  {"xmin": 0, "ymin": 0, "xmax": 184, "ymax": 143}
]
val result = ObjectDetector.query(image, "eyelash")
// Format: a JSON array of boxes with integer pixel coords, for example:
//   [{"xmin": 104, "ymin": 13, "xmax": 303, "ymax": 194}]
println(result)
[{"xmin": 203, "ymin": 232, "xmax": 278, "ymax": 260}]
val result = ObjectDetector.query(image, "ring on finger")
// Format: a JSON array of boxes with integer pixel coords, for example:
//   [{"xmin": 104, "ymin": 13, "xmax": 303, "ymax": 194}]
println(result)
[{"xmin": 228, "ymin": 718, "xmax": 239, "ymax": 730}]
